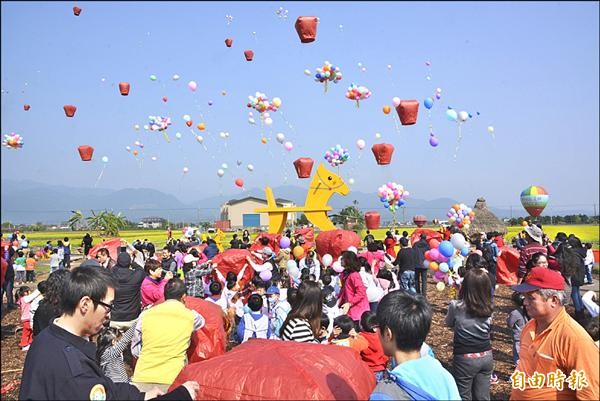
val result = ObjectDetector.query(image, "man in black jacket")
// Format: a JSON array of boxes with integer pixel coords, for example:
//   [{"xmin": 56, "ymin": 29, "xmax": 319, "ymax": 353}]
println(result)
[
  {"xmin": 413, "ymin": 233, "xmax": 431, "ymax": 297},
  {"xmin": 110, "ymin": 252, "xmax": 145, "ymax": 331}
]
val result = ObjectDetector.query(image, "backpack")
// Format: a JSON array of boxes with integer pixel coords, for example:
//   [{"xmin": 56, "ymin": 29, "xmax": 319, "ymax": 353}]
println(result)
[{"xmin": 482, "ymin": 242, "xmax": 496, "ymax": 266}]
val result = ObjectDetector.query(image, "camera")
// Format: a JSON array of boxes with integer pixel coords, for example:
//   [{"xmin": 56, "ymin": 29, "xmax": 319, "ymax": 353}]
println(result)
[{"xmin": 160, "ymin": 270, "xmax": 169, "ymax": 278}]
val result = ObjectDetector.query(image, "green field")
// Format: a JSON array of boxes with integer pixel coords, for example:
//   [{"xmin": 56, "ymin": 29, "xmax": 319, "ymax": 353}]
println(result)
[{"xmin": 19, "ymin": 224, "xmax": 599, "ymax": 251}]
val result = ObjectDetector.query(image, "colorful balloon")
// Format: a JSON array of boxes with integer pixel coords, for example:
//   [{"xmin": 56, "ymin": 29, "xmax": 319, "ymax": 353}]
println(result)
[
  {"xmin": 345, "ymin": 83, "xmax": 371, "ymax": 107},
  {"xmin": 148, "ymin": 116, "xmax": 171, "ymax": 131},
  {"xmin": 429, "ymin": 133, "xmax": 439, "ymax": 147},
  {"xmin": 520, "ymin": 185, "xmax": 549, "ymax": 217},
  {"xmin": 247, "ymin": 92, "xmax": 280, "ymax": 114},
  {"xmin": 413, "ymin": 215, "xmax": 427, "ymax": 228},
  {"xmin": 382, "ymin": 105, "xmax": 391, "ymax": 115},
  {"xmin": 2, "ymin": 133, "xmax": 24, "ymax": 150},
  {"xmin": 323, "ymin": 144, "xmax": 349, "ymax": 167},
  {"xmin": 314, "ymin": 61, "xmax": 342, "ymax": 92},
  {"xmin": 377, "ymin": 182, "xmax": 409, "ymax": 213},
  {"xmin": 424, "ymin": 97, "xmax": 434, "ymax": 109}
]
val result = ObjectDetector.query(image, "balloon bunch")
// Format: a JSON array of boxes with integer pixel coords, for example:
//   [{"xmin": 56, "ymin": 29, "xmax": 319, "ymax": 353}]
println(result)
[
  {"xmin": 345, "ymin": 83, "xmax": 371, "ymax": 107},
  {"xmin": 314, "ymin": 61, "xmax": 342, "ymax": 92},
  {"xmin": 247, "ymin": 92, "xmax": 281, "ymax": 114},
  {"xmin": 2, "ymin": 133, "xmax": 24, "ymax": 150},
  {"xmin": 324, "ymin": 144, "xmax": 349, "ymax": 167},
  {"xmin": 275, "ymin": 6, "xmax": 288, "ymax": 19},
  {"xmin": 447, "ymin": 203, "xmax": 475, "ymax": 230},
  {"xmin": 423, "ymin": 233, "xmax": 470, "ymax": 292},
  {"xmin": 148, "ymin": 116, "xmax": 171, "ymax": 131},
  {"xmin": 377, "ymin": 182, "xmax": 409, "ymax": 213}
]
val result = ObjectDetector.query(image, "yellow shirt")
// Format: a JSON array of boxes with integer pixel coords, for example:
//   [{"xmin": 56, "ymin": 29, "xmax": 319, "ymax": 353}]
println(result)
[{"xmin": 510, "ymin": 308, "xmax": 599, "ymax": 400}]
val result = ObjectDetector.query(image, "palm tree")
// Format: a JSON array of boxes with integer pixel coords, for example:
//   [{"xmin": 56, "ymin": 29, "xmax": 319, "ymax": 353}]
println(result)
[{"xmin": 67, "ymin": 210, "xmax": 84, "ymax": 231}]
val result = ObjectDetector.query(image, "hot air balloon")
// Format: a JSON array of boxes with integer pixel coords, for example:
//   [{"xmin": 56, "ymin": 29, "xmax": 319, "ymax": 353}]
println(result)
[
  {"xmin": 520, "ymin": 185, "xmax": 549, "ymax": 217},
  {"xmin": 371, "ymin": 143, "xmax": 395, "ymax": 165},
  {"xmin": 77, "ymin": 145, "xmax": 94, "ymax": 161},
  {"xmin": 293, "ymin": 157, "xmax": 314, "ymax": 179},
  {"xmin": 294, "ymin": 16, "xmax": 318, "ymax": 43},
  {"xmin": 413, "ymin": 215, "xmax": 427, "ymax": 228},
  {"xmin": 244, "ymin": 50, "xmax": 254, "ymax": 61},
  {"xmin": 225, "ymin": 38, "xmax": 233, "ymax": 47},
  {"xmin": 119, "ymin": 82, "xmax": 130, "ymax": 96},
  {"xmin": 396, "ymin": 100, "xmax": 419, "ymax": 125},
  {"xmin": 63, "ymin": 105, "xmax": 77, "ymax": 117},
  {"xmin": 364, "ymin": 212, "xmax": 381, "ymax": 230}
]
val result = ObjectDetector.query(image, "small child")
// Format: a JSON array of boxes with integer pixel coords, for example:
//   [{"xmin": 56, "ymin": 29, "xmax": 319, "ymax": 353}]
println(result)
[
  {"xmin": 329, "ymin": 315, "xmax": 368, "ymax": 353},
  {"xmin": 206, "ymin": 281, "xmax": 228, "ymax": 311},
  {"xmin": 358, "ymin": 311, "xmax": 389, "ymax": 382},
  {"xmin": 16, "ymin": 286, "xmax": 33, "ymax": 350},
  {"xmin": 14, "ymin": 251, "xmax": 26, "ymax": 285},
  {"xmin": 49, "ymin": 249, "xmax": 60, "ymax": 273},
  {"xmin": 317, "ymin": 313, "xmax": 330, "ymax": 343},
  {"xmin": 29, "ymin": 281, "xmax": 46, "ymax": 327},
  {"xmin": 507, "ymin": 291, "xmax": 529, "ymax": 366},
  {"xmin": 96, "ymin": 323, "xmax": 138, "ymax": 383},
  {"xmin": 237, "ymin": 293, "xmax": 270, "ymax": 342},
  {"xmin": 25, "ymin": 252, "xmax": 36, "ymax": 283}
]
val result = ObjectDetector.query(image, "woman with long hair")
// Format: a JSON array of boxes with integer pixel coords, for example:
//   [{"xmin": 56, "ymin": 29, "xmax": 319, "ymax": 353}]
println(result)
[
  {"xmin": 338, "ymin": 251, "xmax": 369, "ymax": 326},
  {"xmin": 280, "ymin": 281, "xmax": 322, "ymax": 343},
  {"xmin": 32, "ymin": 269, "xmax": 71, "ymax": 336},
  {"xmin": 445, "ymin": 268, "xmax": 493, "ymax": 401}
]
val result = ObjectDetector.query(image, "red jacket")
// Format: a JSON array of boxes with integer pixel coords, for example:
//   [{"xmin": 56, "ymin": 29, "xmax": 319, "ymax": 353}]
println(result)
[
  {"xmin": 0, "ymin": 256, "xmax": 7, "ymax": 288},
  {"xmin": 359, "ymin": 331, "xmax": 388, "ymax": 372}
]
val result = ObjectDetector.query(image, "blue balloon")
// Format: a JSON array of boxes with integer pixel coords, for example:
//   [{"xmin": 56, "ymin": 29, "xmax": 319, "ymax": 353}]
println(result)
[
  {"xmin": 446, "ymin": 109, "xmax": 458, "ymax": 122},
  {"xmin": 384, "ymin": 203, "xmax": 389, "ymax": 208},
  {"xmin": 380, "ymin": 197, "xmax": 387, "ymax": 203},
  {"xmin": 424, "ymin": 97, "xmax": 434, "ymax": 109},
  {"xmin": 460, "ymin": 246, "xmax": 470, "ymax": 257},
  {"xmin": 447, "ymin": 258, "xmax": 455, "ymax": 268},
  {"xmin": 439, "ymin": 241, "xmax": 454, "ymax": 258}
]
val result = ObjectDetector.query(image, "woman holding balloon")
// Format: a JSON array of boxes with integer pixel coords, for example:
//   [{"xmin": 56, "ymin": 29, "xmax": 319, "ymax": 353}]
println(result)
[{"xmin": 337, "ymin": 251, "xmax": 369, "ymax": 328}]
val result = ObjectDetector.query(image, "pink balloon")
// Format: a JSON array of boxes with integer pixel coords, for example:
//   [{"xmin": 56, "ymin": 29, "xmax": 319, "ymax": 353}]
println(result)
[
  {"xmin": 356, "ymin": 139, "xmax": 366, "ymax": 150},
  {"xmin": 283, "ymin": 141, "xmax": 293, "ymax": 151},
  {"xmin": 332, "ymin": 261, "xmax": 344, "ymax": 273},
  {"xmin": 188, "ymin": 81, "xmax": 198, "ymax": 91},
  {"xmin": 392, "ymin": 97, "xmax": 401, "ymax": 107},
  {"xmin": 429, "ymin": 248, "xmax": 440, "ymax": 260}
]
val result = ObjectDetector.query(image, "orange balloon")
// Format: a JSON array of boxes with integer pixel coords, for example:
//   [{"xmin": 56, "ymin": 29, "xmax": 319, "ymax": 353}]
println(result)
[
  {"xmin": 133, "ymin": 150, "xmax": 139, "ymax": 156},
  {"xmin": 292, "ymin": 245, "xmax": 304, "ymax": 259},
  {"xmin": 382, "ymin": 105, "xmax": 391, "ymax": 115},
  {"xmin": 261, "ymin": 137, "xmax": 268, "ymax": 144},
  {"xmin": 452, "ymin": 204, "xmax": 460, "ymax": 211},
  {"xmin": 197, "ymin": 123, "xmax": 206, "ymax": 131},
  {"xmin": 430, "ymin": 262, "xmax": 439, "ymax": 271}
]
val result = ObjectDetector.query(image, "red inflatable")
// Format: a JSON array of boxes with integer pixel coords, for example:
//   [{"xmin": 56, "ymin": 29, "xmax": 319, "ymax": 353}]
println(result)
[
  {"xmin": 184, "ymin": 297, "xmax": 227, "ymax": 363},
  {"xmin": 77, "ymin": 145, "xmax": 94, "ymax": 161},
  {"xmin": 224, "ymin": 38, "xmax": 233, "ymax": 47},
  {"xmin": 294, "ymin": 16, "xmax": 319, "ymax": 43},
  {"xmin": 496, "ymin": 246, "xmax": 520, "ymax": 285},
  {"xmin": 63, "ymin": 104, "xmax": 77, "ymax": 117},
  {"xmin": 371, "ymin": 143, "xmax": 394, "ymax": 165},
  {"xmin": 244, "ymin": 50, "xmax": 254, "ymax": 61},
  {"xmin": 119, "ymin": 82, "xmax": 130, "ymax": 96},
  {"xmin": 410, "ymin": 229, "xmax": 442, "ymax": 246},
  {"xmin": 396, "ymin": 100, "xmax": 419, "ymax": 125},
  {"xmin": 294, "ymin": 227, "xmax": 315, "ymax": 254},
  {"xmin": 316, "ymin": 230, "xmax": 360, "ymax": 260},
  {"xmin": 170, "ymin": 339, "xmax": 375, "ymax": 400},
  {"xmin": 87, "ymin": 238, "xmax": 123, "ymax": 262},
  {"xmin": 293, "ymin": 157, "xmax": 314, "ymax": 178},
  {"xmin": 249, "ymin": 233, "xmax": 282, "ymax": 255},
  {"xmin": 210, "ymin": 249, "xmax": 254, "ymax": 287},
  {"xmin": 364, "ymin": 212, "xmax": 381, "ymax": 230}
]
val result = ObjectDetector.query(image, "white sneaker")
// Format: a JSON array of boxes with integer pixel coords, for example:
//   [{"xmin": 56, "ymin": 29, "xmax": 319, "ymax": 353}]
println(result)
[{"xmin": 22, "ymin": 345, "xmax": 30, "ymax": 351}]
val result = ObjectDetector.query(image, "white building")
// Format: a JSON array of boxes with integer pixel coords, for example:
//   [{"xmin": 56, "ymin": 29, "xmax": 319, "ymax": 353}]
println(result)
[
  {"xmin": 137, "ymin": 217, "xmax": 165, "ymax": 229},
  {"xmin": 220, "ymin": 196, "xmax": 296, "ymax": 229}
]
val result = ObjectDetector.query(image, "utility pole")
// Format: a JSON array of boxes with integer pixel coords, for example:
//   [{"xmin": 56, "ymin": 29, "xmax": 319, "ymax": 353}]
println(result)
[
  {"xmin": 510, "ymin": 205, "xmax": 513, "ymax": 220},
  {"xmin": 594, "ymin": 203, "xmax": 597, "ymax": 217}
]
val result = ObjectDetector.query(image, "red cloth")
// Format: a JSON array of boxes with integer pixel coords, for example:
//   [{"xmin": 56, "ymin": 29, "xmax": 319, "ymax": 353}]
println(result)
[
  {"xmin": 315, "ymin": 230, "xmax": 361, "ymax": 260},
  {"xmin": 383, "ymin": 237, "xmax": 397, "ymax": 258},
  {"xmin": 409, "ymin": 229, "xmax": 442, "ymax": 247},
  {"xmin": 184, "ymin": 297, "xmax": 227, "ymax": 363},
  {"xmin": 495, "ymin": 236, "xmax": 505, "ymax": 247},
  {"xmin": 170, "ymin": 339, "xmax": 375, "ymax": 400},
  {"xmin": 295, "ymin": 227, "xmax": 315, "ymax": 253},
  {"xmin": 87, "ymin": 238, "xmax": 122, "ymax": 261},
  {"xmin": 0, "ymin": 256, "xmax": 7, "ymax": 288},
  {"xmin": 359, "ymin": 331, "xmax": 389, "ymax": 373},
  {"xmin": 249, "ymin": 233, "xmax": 281, "ymax": 255},
  {"xmin": 210, "ymin": 249, "xmax": 254, "ymax": 288},
  {"xmin": 496, "ymin": 246, "xmax": 520, "ymax": 285}
]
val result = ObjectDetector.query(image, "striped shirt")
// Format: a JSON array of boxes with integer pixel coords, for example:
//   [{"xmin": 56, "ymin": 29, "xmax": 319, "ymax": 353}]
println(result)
[
  {"xmin": 100, "ymin": 323, "xmax": 137, "ymax": 383},
  {"xmin": 518, "ymin": 243, "xmax": 547, "ymax": 278},
  {"xmin": 281, "ymin": 318, "xmax": 317, "ymax": 343}
]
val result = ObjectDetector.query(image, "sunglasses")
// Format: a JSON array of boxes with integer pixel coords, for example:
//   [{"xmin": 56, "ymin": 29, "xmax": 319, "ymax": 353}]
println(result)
[{"xmin": 93, "ymin": 299, "xmax": 114, "ymax": 313}]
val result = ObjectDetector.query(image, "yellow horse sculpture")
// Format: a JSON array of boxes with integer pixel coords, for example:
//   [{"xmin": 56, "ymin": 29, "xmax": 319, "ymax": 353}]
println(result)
[{"xmin": 255, "ymin": 163, "xmax": 349, "ymax": 233}]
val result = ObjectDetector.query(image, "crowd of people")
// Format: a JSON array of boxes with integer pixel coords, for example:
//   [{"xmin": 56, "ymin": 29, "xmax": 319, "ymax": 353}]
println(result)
[{"xmin": 0, "ymin": 224, "xmax": 598, "ymax": 400}]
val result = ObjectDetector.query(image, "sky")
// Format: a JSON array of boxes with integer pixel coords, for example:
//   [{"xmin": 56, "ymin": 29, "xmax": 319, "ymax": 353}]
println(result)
[{"xmin": 1, "ymin": 1, "xmax": 599, "ymax": 214}]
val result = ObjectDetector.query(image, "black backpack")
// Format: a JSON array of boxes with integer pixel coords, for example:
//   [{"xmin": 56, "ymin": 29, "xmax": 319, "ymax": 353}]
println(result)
[{"xmin": 482, "ymin": 243, "xmax": 496, "ymax": 266}]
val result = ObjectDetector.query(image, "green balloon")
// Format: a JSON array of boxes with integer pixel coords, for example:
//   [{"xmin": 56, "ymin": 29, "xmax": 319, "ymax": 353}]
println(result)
[{"xmin": 150, "ymin": 75, "xmax": 157, "ymax": 81}]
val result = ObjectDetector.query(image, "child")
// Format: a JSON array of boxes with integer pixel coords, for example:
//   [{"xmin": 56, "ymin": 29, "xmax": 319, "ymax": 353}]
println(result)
[
  {"xmin": 25, "ymin": 252, "xmax": 36, "ymax": 283},
  {"xmin": 329, "ymin": 315, "xmax": 368, "ymax": 353},
  {"xmin": 358, "ymin": 311, "xmax": 388, "ymax": 382},
  {"xmin": 266, "ymin": 285, "xmax": 291, "ymax": 339},
  {"xmin": 321, "ymin": 275, "xmax": 341, "ymax": 330},
  {"xmin": 49, "ymin": 248, "xmax": 60, "ymax": 273},
  {"xmin": 206, "ymin": 281, "xmax": 228, "ymax": 311},
  {"xmin": 14, "ymin": 251, "xmax": 26, "ymax": 285},
  {"xmin": 237, "ymin": 294, "xmax": 270, "ymax": 342},
  {"xmin": 29, "ymin": 281, "xmax": 46, "ymax": 328},
  {"xmin": 96, "ymin": 323, "xmax": 138, "ymax": 383},
  {"xmin": 507, "ymin": 291, "xmax": 529, "ymax": 366},
  {"xmin": 16, "ymin": 286, "xmax": 33, "ymax": 350},
  {"xmin": 317, "ymin": 313, "xmax": 330, "ymax": 343}
]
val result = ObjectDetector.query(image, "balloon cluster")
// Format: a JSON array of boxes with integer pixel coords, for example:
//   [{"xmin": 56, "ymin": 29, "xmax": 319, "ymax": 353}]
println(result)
[
  {"xmin": 2, "ymin": 133, "xmax": 24, "ymax": 150},
  {"xmin": 148, "ymin": 116, "xmax": 171, "ymax": 131},
  {"xmin": 377, "ymin": 182, "xmax": 409, "ymax": 212},
  {"xmin": 275, "ymin": 7, "xmax": 288, "ymax": 19},
  {"xmin": 447, "ymin": 203, "xmax": 475, "ymax": 230},
  {"xmin": 423, "ymin": 233, "xmax": 470, "ymax": 291},
  {"xmin": 324, "ymin": 144, "xmax": 349, "ymax": 167},
  {"xmin": 314, "ymin": 61, "xmax": 342, "ymax": 91},
  {"xmin": 345, "ymin": 83, "xmax": 371, "ymax": 106},
  {"xmin": 247, "ymin": 92, "xmax": 281, "ymax": 114},
  {"xmin": 446, "ymin": 108, "xmax": 471, "ymax": 123}
]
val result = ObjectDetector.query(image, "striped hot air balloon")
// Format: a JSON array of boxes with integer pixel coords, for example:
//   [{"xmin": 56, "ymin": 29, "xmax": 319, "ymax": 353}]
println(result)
[
  {"xmin": 520, "ymin": 185, "xmax": 549, "ymax": 217},
  {"xmin": 413, "ymin": 215, "xmax": 427, "ymax": 228}
]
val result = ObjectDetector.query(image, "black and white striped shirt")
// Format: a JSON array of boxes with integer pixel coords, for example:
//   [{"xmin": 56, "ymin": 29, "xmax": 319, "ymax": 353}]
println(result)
[
  {"xmin": 100, "ymin": 324, "xmax": 136, "ymax": 383},
  {"xmin": 281, "ymin": 318, "xmax": 317, "ymax": 343}
]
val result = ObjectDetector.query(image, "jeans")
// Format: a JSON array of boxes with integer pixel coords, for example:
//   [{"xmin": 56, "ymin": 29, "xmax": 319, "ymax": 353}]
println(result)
[
  {"xmin": 585, "ymin": 264, "xmax": 594, "ymax": 283},
  {"xmin": 369, "ymin": 302, "xmax": 379, "ymax": 313},
  {"xmin": 1, "ymin": 278, "xmax": 15, "ymax": 308},
  {"xmin": 63, "ymin": 254, "xmax": 71, "ymax": 269},
  {"xmin": 414, "ymin": 269, "xmax": 428, "ymax": 296},
  {"xmin": 571, "ymin": 285, "xmax": 583, "ymax": 312},
  {"xmin": 400, "ymin": 270, "xmax": 416, "ymax": 293},
  {"xmin": 15, "ymin": 270, "xmax": 25, "ymax": 283},
  {"xmin": 453, "ymin": 352, "xmax": 493, "ymax": 401}
]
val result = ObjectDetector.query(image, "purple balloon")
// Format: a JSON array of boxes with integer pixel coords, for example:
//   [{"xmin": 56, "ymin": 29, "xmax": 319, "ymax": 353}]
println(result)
[
  {"xmin": 429, "ymin": 135, "xmax": 439, "ymax": 147},
  {"xmin": 259, "ymin": 270, "xmax": 272, "ymax": 282},
  {"xmin": 434, "ymin": 270, "xmax": 447, "ymax": 281},
  {"xmin": 279, "ymin": 236, "xmax": 291, "ymax": 249}
]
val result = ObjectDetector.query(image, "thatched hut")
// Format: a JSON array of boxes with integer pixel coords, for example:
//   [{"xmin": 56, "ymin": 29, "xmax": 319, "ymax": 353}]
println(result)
[{"xmin": 466, "ymin": 197, "xmax": 507, "ymax": 237}]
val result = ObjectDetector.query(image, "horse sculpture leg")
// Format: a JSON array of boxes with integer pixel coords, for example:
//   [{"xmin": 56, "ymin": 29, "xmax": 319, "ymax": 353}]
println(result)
[
  {"xmin": 268, "ymin": 211, "xmax": 288, "ymax": 234},
  {"xmin": 305, "ymin": 211, "xmax": 336, "ymax": 231}
]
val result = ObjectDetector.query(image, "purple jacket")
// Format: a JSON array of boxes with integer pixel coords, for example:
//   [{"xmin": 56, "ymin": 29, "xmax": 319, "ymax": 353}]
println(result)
[{"xmin": 338, "ymin": 271, "xmax": 369, "ymax": 321}]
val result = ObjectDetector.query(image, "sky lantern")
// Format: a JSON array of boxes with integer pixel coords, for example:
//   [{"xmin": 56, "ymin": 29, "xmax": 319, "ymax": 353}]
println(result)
[
  {"xmin": 23, "ymin": 104, "xmax": 30, "ymax": 111},
  {"xmin": 77, "ymin": 145, "xmax": 94, "ymax": 161},
  {"xmin": 293, "ymin": 157, "xmax": 314, "ymax": 178},
  {"xmin": 295, "ymin": 16, "xmax": 318, "ymax": 43},
  {"xmin": 413, "ymin": 215, "xmax": 427, "ymax": 228},
  {"xmin": 396, "ymin": 100, "xmax": 419, "ymax": 125},
  {"xmin": 520, "ymin": 185, "xmax": 549, "ymax": 217},
  {"xmin": 244, "ymin": 50, "xmax": 254, "ymax": 61},
  {"xmin": 371, "ymin": 143, "xmax": 394, "ymax": 165},
  {"xmin": 119, "ymin": 82, "xmax": 130, "ymax": 96},
  {"xmin": 364, "ymin": 212, "xmax": 381, "ymax": 230},
  {"xmin": 225, "ymin": 38, "xmax": 233, "ymax": 47},
  {"xmin": 63, "ymin": 105, "xmax": 77, "ymax": 117},
  {"xmin": 73, "ymin": 6, "xmax": 81, "ymax": 16}
]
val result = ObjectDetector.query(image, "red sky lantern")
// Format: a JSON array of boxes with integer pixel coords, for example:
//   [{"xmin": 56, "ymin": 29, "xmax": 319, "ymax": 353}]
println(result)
[
  {"xmin": 371, "ymin": 143, "xmax": 395, "ymax": 165},
  {"xmin": 396, "ymin": 100, "xmax": 419, "ymax": 125},
  {"xmin": 295, "ymin": 16, "xmax": 318, "ymax": 43},
  {"xmin": 77, "ymin": 145, "xmax": 94, "ymax": 161},
  {"xmin": 73, "ymin": 6, "xmax": 81, "ymax": 16},
  {"xmin": 225, "ymin": 38, "xmax": 233, "ymax": 47},
  {"xmin": 119, "ymin": 82, "xmax": 130, "ymax": 96},
  {"xmin": 23, "ymin": 104, "xmax": 30, "ymax": 111},
  {"xmin": 364, "ymin": 212, "xmax": 381, "ymax": 230},
  {"xmin": 244, "ymin": 50, "xmax": 254, "ymax": 61},
  {"xmin": 293, "ymin": 158, "xmax": 314, "ymax": 178},
  {"xmin": 63, "ymin": 105, "xmax": 77, "ymax": 117}
]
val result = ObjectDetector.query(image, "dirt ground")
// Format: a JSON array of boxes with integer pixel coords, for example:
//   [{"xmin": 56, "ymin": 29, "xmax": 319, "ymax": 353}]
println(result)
[{"xmin": 1, "ymin": 269, "xmax": 598, "ymax": 400}]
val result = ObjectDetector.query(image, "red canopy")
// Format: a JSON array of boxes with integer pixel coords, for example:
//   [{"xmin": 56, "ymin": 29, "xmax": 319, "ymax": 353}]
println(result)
[
  {"xmin": 170, "ymin": 339, "xmax": 375, "ymax": 399},
  {"xmin": 87, "ymin": 238, "xmax": 122, "ymax": 261},
  {"xmin": 496, "ymin": 246, "xmax": 520, "ymax": 285},
  {"xmin": 410, "ymin": 229, "xmax": 442, "ymax": 246},
  {"xmin": 184, "ymin": 297, "xmax": 227, "ymax": 363}
]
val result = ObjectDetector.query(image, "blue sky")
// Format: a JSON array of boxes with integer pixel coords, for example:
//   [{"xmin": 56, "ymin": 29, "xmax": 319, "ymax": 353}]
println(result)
[{"xmin": 1, "ymin": 1, "xmax": 599, "ymax": 212}]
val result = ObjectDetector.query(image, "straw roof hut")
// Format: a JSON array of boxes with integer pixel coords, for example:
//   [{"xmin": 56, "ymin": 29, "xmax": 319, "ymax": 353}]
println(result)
[{"xmin": 466, "ymin": 197, "xmax": 507, "ymax": 237}]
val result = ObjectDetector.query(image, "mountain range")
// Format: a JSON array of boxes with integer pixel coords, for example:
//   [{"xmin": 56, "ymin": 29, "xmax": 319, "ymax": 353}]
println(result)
[{"xmin": 0, "ymin": 179, "xmax": 588, "ymax": 225}]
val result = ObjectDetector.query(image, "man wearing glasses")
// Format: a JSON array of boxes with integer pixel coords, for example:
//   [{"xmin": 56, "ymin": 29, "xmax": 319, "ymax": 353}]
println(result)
[{"xmin": 19, "ymin": 265, "xmax": 199, "ymax": 400}]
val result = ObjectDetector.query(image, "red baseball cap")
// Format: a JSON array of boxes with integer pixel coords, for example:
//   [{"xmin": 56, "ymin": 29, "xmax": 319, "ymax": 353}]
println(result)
[{"xmin": 512, "ymin": 267, "xmax": 565, "ymax": 293}]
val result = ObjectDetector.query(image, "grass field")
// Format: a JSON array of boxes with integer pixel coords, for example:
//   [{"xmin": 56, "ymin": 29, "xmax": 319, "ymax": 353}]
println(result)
[{"xmin": 19, "ymin": 224, "xmax": 600, "ymax": 250}]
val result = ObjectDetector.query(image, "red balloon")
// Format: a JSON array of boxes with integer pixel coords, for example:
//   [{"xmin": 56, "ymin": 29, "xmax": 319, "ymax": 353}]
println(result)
[
  {"xmin": 293, "ymin": 157, "xmax": 314, "ymax": 178},
  {"xmin": 118, "ymin": 82, "xmax": 130, "ymax": 96},
  {"xmin": 371, "ymin": 143, "xmax": 395, "ymax": 165},
  {"xmin": 186, "ymin": 120, "xmax": 193, "ymax": 127},
  {"xmin": 364, "ymin": 211, "xmax": 381, "ymax": 230},
  {"xmin": 295, "ymin": 16, "xmax": 318, "ymax": 43},
  {"xmin": 234, "ymin": 178, "xmax": 244, "ymax": 188},
  {"xmin": 162, "ymin": 96, "xmax": 168, "ymax": 102},
  {"xmin": 244, "ymin": 50, "xmax": 254, "ymax": 61},
  {"xmin": 63, "ymin": 104, "xmax": 77, "ymax": 117},
  {"xmin": 224, "ymin": 38, "xmax": 233, "ymax": 47},
  {"xmin": 73, "ymin": 6, "xmax": 81, "ymax": 16},
  {"xmin": 77, "ymin": 145, "xmax": 94, "ymax": 161},
  {"xmin": 23, "ymin": 104, "xmax": 30, "ymax": 111},
  {"xmin": 396, "ymin": 100, "xmax": 419, "ymax": 125}
]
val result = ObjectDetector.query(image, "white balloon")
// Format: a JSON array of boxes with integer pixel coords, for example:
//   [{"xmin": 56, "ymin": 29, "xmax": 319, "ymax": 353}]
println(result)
[
  {"xmin": 347, "ymin": 246, "xmax": 358, "ymax": 254},
  {"xmin": 487, "ymin": 126, "xmax": 495, "ymax": 134},
  {"xmin": 375, "ymin": 132, "xmax": 381, "ymax": 139},
  {"xmin": 304, "ymin": 69, "xmax": 311, "ymax": 76},
  {"xmin": 264, "ymin": 117, "xmax": 273, "ymax": 126},
  {"xmin": 217, "ymin": 169, "xmax": 225, "ymax": 177},
  {"xmin": 458, "ymin": 111, "xmax": 469, "ymax": 122},
  {"xmin": 125, "ymin": 146, "xmax": 131, "ymax": 152},
  {"xmin": 219, "ymin": 132, "xmax": 227, "ymax": 138},
  {"xmin": 247, "ymin": 164, "xmax": 254, "ymax": 171},
  {"xmin": 172, "ymin": 74, "xmax": 180, "ymax": 80},
  {"xmin": 196, "ymin": 135, "xmax": 204, "ymax": 143},
  {"xmin": 276, "ymin": 133, "xmax": 285, "ymax": 143},
  {"xmin": 182, "ymin": 167, "xmax": 189, "ymax": 174},
  {"xmin": 151, "ymin": 156, "xmax": 158, "ymax": 161},
  {"xmin": 248, "ymin": 118, "xmax": 256, "ymax": 125},
  {"xmin": 348, "ymin": 178, "xmax": 355, "ymax": 185},
  {"xmin": 322, "ymin": 254, "xmax": 333, "ymax": 267},
  {"xmin": 387, "ymin": 64, "xmax": 392, "ymax": 69},
  {"xmin": 175, "ymin": 132, "xmax": 182, "ymax": 140},
  {"xmin": 221, "ymin": 163, "xmax": 228, "ymax": 169},
  {"xmin": 101, "ymin": 156, "xmax": 109, "ymax": 163},
  {"xmin": 450, "ymin": 233, "xmax": 467, "ymax": 250}
]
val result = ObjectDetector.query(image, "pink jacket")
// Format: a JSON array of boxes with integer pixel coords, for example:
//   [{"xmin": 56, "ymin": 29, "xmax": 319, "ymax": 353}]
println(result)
[
  {"xmin": 358, "ymin": 250, "xmax": 385, "ymax": 276},
  {"xmin": 338, "ymin": 271, "xmax": 369, "ymax": 321},
  {"xmin": 140, "ymin": 276, "xmax": 168, "ymax": 308},
  {"xmin": 18, "ymin": 298, "xmax": 32, "ymax": 322}
]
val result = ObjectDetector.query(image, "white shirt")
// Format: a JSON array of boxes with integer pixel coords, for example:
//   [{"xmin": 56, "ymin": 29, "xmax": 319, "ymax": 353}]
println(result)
[{"xmin": 206, "ymin": 295, "xmax": 228, "ymax": 312}]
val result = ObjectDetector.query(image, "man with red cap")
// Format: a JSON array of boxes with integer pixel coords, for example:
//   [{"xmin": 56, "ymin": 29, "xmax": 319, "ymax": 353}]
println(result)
[{"xmin": 510, "ymin": 267, "xmax": 598, "ymax": 400}]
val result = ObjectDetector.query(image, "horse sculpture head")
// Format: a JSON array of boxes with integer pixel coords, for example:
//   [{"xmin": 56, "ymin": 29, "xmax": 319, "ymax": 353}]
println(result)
[{"xmin": 315, "ymin": 163, "xmax": 349, "ymax": 196}]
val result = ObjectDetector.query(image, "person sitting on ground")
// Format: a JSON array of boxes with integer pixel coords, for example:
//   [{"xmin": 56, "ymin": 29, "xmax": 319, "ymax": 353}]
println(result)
[
  {"xmin": 369, "ymin": 291, "xmax": 460, "ymax": 401},
  {"xmin": 140, "ymin": 259, "xmax": 173, "ymax": 309},
  {"xmin": 237, "ymin": 293, "xmax": 270, "ymax": 342},
  {"xmin": 328, "ymin": 314, "xmax": 368, "ymax": 353},
  {"xmin": 358, "ymin": 311, "xmax": 389, "ymax": 383}
]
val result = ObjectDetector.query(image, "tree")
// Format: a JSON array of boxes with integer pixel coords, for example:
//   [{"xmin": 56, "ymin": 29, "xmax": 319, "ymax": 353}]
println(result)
[
  {"xmin": 331, "ymin": 206, "xmax": 365, "ymax": 230},
  {"xmin": 295, "ymin": 214, "xmax": 309, "ymax": 226},
  {"xmin": 67, "ymin": 210, "xmax": 84, "ymax": 230},
  {"xmin": 86, "ymin": 210, "xmax": 128, "ymax": 237}
]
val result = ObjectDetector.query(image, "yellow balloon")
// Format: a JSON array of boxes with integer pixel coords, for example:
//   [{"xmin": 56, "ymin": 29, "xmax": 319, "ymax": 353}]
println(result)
[
  {"xmin": 292, "ymin": 245, "xmax": 304, "ymax": 259},
  {"xmin": 272, "ymin": 97, "xmax": 282, "ymax": 108},
  {"xmin": 436, "ymin": 282, "xmax": 445, "ymax": 291},
  {"xmin": 261, "ymin": 137, "xmax": 268, "ymax": 144},
  {"xmin": 430, "ymin": 262, "xmax": 439, "ymax": 271}
]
